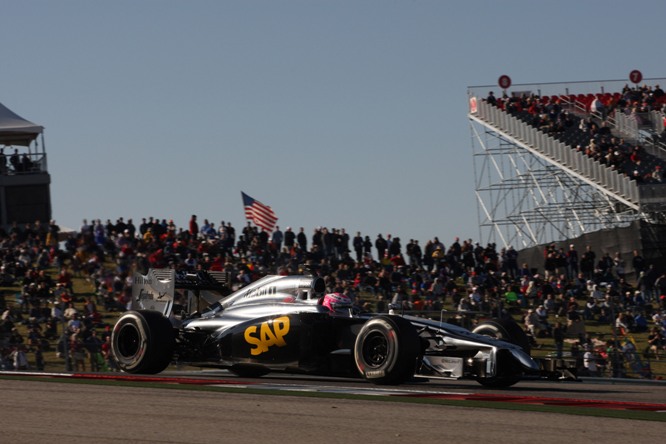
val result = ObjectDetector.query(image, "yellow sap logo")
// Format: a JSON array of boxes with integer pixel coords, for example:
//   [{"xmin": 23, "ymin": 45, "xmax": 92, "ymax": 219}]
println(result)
[{"xmin": 244, "ymin": 316, "xmax": 290, "ymax": 356}]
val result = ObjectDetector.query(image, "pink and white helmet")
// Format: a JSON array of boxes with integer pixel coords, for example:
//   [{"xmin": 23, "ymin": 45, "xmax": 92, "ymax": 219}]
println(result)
[{"xmin": 322, "ymin": 293, "xmax": 352, "ymax": 312}]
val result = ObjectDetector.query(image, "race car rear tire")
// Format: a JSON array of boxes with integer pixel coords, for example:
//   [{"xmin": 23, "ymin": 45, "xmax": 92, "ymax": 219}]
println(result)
[
  {"xmin": 112, "ymin": 310, "xmax": 175, "ymax": 374},
  {"xmin": 472, "ymin": 318, "xmax": 531, "ymax": 354},
  {"xmin": 354, "ymin": 315, "xmax": 420, "ymax": 385}
]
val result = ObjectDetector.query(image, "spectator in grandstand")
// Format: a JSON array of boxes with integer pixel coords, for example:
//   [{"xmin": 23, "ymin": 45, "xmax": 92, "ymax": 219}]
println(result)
[
  {"xmin": 615, "ymin": 312, "xmax": 630, "ymax": 336},
  {"xmin": 486, "ymin": 91, "xmax": 496, "ymax": 106},
  {"xmin": 653, "ymin": 312, "xmax": 665, "ymax": 330},
  {"xmin": 504, "ymin": 286, "xmax": 519, "ymax": 307},
  {"xmin": 566, "ymin": 244, "xmax": 579, "ymax": 280},
  {"xmin": 469, "ymin": 286, "xmax": 483, "ymax": 310},
  {"xmin": 647, "ymin": 165, "xmax": 663, "ymax": 183},
  {"xmin": 534, "ymin": 304, "xmax": 550, "ymax": 334},
  {"xmin": 643, "ymin": 265, "xmax": 660, "ymax": 302},
  {"xmin": 373, "ymin": 234, "xmax": 388, "ymax": 261},
  {"xmin": 500, "ymin": 245, "xmax": 517, "ymax": 279},
  {"xmin": 629, "ymin": 145, "xmax": 642, "ymax": 166},
  {"xmin": 583, "ymin": 279, "xmax": 597, "ymax": 298},
  {"xmin": 582, "ymin": 344, "xmax": 599, "ymax": 376},
  {"xmin": 69, "ymin": 333, "xmax": 86, "ymax": 372},
  {"xmin": 84, "ymin": 329, "xmax": 104, "ymax": 372},
  {"xmin": 457, "ymin": 294, "xmax": 472, "ymax": 312},
  {"xmin": 612, "ymin": 252, "xmax": 626, "ymax": 280},
  {"xmin": 66, "ymin": 312, "xmax": 82, "ymax": 335},
  {"xmin": 188, "ymin": 214, "xmax": 198, "ymax": 238},
  {"xmin": 646, "ymin": 326, "xmax": 664, "ymax": 360},
  {"xmin": 583, "ymin": 297, "xmax": 598, "ymax": 321},
  {"xmin": 553, "ymin": 321, "xmax": 566, "ymax": 359},
  {"xmin": 580, "ymin": 246, "xmax": 596, "ymax": 280},
  {"xmin": 590, "ymin": 96, "xmax": 606, "ymax": 120},
  {"xmin": 566, "ymin": 301, "xmax": 586, "ymax": 342},
  {"xmin": 631, "ymin": 289, "xmax": 646, "ymax": 308},
  {"xmin": 633, "ymin": 311, "xmax": 648, "ymax": 333},
  {"xmin": 11, "ymin": 344, "xmax": 29, "ymax": 370},
  {"xmin": 351, "ymin": 232, "xmax": 363, "ymax": 262},
  {"xmin": 524, "ymin": 309, "xmax": 544, "ymax": 339}
]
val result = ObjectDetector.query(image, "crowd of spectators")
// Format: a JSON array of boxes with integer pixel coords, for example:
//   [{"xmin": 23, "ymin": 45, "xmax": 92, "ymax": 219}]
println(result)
[
  {"xmin": 0, "ymin": 147, "xmax": 40, "ymax": 175},
  {"xmin": 486, "ymin": 83, "xmax": 666, "ymax": 185},
  {"xmin": 1, "ymin": 215, "xmax": 665, "ymax": 377}
]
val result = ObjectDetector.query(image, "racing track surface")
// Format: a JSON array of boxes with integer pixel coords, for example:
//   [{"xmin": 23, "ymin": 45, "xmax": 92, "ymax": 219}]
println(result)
[
  {"xmin": 1, "ymin": 372, "xmax": 665, "ymax": 443},
  {"xmin": 185, "ymin": 370, "xmax": 666, "ymax": 404}
]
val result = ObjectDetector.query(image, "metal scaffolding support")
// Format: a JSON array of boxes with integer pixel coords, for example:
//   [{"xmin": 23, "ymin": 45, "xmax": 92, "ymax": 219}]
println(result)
[{"xmin": 470, "ymin": 119, "xmax": 638, "ymax": 249}]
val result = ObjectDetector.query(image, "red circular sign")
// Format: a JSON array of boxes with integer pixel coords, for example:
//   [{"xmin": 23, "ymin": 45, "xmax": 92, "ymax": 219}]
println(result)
[
  {"xmin": 498, "ymin": 75, "xmax": 512, "ymax": 89},
  {"xmin": 629, "ymin": 70, "xmax": 643, "ymax": 84}
]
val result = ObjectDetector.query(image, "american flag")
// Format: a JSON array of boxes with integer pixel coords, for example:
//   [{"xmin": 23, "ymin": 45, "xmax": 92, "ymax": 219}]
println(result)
[{"xmin": 241, "ymin": 192, "xmax": 278, "ymax": 232}]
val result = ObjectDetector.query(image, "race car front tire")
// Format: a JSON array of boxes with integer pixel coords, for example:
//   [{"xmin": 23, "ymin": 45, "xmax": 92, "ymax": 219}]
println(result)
[
  {"xmin": 353, "ymin": 315, "xmax": 420, "ymax": 385},
  {"xmin": 111, "ymin": 310, "xmax": 175, "ymax": 374},
  {"xmin": 475, "ymin": 349, "xmax": 523, "ymax": 388},
  {"xmin": 472, "ymin": 318, "xmax": 529, "ymax": 388}
]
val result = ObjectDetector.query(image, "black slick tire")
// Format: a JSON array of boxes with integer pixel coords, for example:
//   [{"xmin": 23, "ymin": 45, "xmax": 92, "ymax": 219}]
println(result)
[
  {"xmin": 111, "ymin": 310, "xmax": 175, "ymax": 374},
  {"xmin": 353, "ymin": 315, "xmax": 420, "ymax": 385}
]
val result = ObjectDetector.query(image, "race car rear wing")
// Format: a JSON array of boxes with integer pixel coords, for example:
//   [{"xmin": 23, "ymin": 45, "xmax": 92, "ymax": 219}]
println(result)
[
  {"xmin": 131, "ymin": 269, "xmax": 176, "ymax": 316},
  {"xmin": 131, "ymin": 268, "xmax": 231, "ymax": 316}
]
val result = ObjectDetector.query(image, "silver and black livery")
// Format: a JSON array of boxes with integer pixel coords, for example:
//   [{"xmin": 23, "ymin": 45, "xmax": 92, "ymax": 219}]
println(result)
[{"xmin": 111, "ymin": 269, "xmax": 572, "ymax": 387}]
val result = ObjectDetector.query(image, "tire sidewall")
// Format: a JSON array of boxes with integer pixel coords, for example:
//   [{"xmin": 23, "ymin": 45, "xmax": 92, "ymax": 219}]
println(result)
[
  {"xmin": 354, "ymin": 317, "xmax": 400, "ymax": 380},
  {"xmin": 111, "ymin": 311, "xmax": 149, "ymax": 372}
]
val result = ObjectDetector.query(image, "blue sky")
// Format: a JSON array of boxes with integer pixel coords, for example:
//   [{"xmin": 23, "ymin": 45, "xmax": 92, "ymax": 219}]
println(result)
[{"xmin": 2, "ymin": 0, "xmax": 665, "ymax": 246}]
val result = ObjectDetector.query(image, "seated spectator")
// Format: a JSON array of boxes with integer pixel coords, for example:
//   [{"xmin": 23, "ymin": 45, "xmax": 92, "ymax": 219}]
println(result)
[
  {"xmin": 504, "ymin": 288, "xmax": 519, "ymax": 306},
  {"xmin": 633, "ymin": 312, "xmax": 648, "ymax": 333},
  {"xmin": 590, "ymin": 284, "xmax": 605, "ymax": 301},
  {"xmin": 646, "ymin": 326, "xmax": 664, "ymax": 360},
  {"xmin": 534, "ymin": 304, "xmax": 550, "ymax": 335},
  {"xmin": 630, "ymin": 146, "xmax": 642, "ymax": 165},
  {"xmin": 66, "ymin": 312, "xmax": 82, "ymax": 334},
  {"xmin": 647, "ymin": 165, "xmax": 663, "ymax": 183},
  {"xmin": 583, "ymin": 298, "xmax": 598, "ymax": 320},
  {"xmin": 524, "ymin": 309, "xmax": 547, "ymax": 338},
  {"xmin": 11, "ymin": 344, "xmax": 29, "ymax": 370},
  {"xmin": 63, "ymin": 302, "xmax": 78, "ymax": 320},
  {"xmin": 615, "ymin": 312, "xmax": 630, "ymax": 336},
  {"xmin": 566, "ymin": 304, "xmax": 586, "ymax": 341},
  {"xmin": 582, "ymin": 344, "xmax": 599, "ymax": 376}
]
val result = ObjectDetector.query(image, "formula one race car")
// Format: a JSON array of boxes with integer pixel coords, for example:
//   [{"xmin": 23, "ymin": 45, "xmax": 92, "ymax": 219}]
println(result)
[{"xmin": 111, "ymin": 269, "xmax": 560, "ymax": 387}]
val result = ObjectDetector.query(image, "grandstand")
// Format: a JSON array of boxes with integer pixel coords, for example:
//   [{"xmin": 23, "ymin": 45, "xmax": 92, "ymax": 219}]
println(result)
[{"xmin": 468, "ymin": 77, "xmax": 666, "ymax": 278}]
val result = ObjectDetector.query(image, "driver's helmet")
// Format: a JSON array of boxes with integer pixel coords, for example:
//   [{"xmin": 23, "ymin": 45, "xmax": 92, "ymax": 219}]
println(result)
[{"xmin": 322, "ymin": 292, "xmax": 353, "ymax": 312}]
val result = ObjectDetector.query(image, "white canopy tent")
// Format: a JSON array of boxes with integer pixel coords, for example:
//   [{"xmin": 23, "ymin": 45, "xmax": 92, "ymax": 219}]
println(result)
[{"xmin": 0, "ymin": 101, "xmax": 44, "ymax": 147}]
